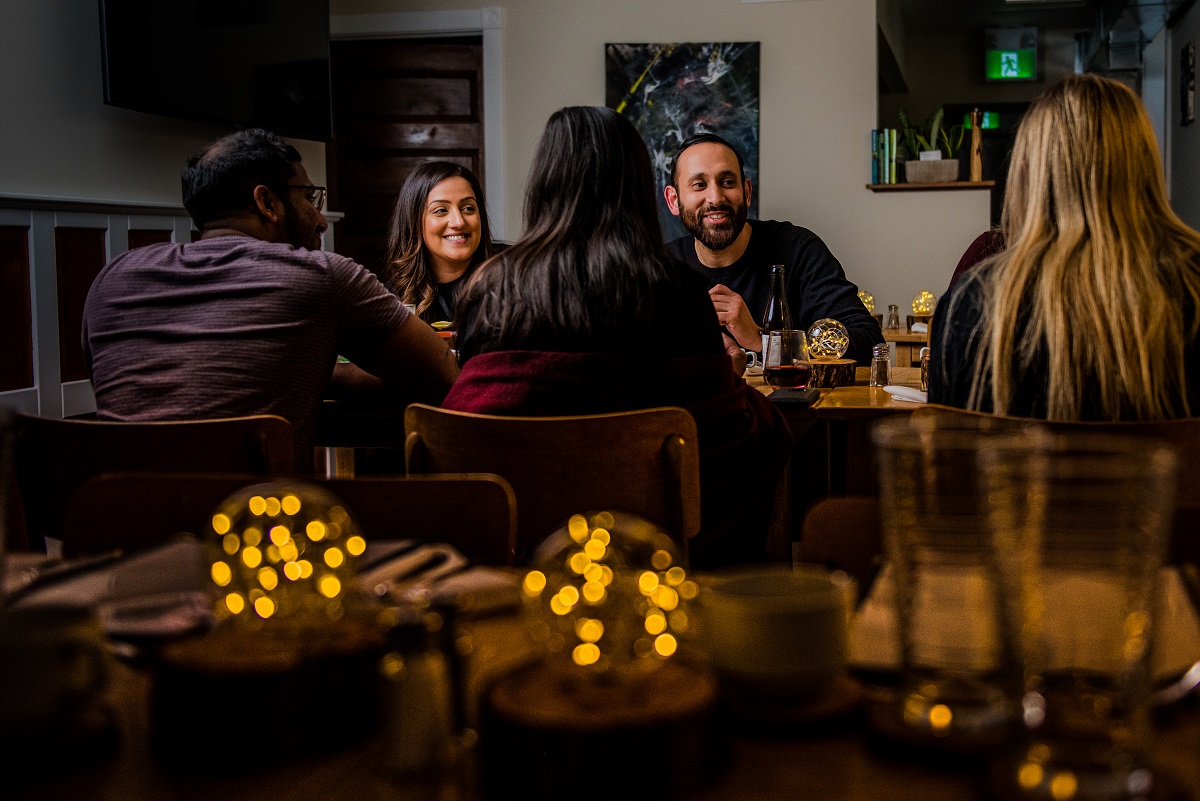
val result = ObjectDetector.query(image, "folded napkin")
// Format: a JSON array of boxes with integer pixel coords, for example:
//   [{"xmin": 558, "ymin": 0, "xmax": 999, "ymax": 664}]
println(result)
[
  {"xmin": 883, "ymin": 385, "xmax": 927, "ymax": 403},
  {"xmin": 8, "ymin": 539, "xmax": 519, "ymax": 639},
  {"xmin": 910, "ymin": 322, "xmax": 929, "ymax": 334}
]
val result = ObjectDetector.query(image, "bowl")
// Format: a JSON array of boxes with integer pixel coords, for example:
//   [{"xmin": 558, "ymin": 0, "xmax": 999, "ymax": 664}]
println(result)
[{"xmin": 698, "ymin": 565, "xmax": 848, "ymax": 700}]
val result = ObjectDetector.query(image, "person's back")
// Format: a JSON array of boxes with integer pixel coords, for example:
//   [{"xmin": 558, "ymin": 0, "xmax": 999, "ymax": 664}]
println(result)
[
  {"xmin": 82, "ymin": 128, "xmax": 458, "ymax": 465},
  {"xmin": 447, "ymin": 107, "xmax": 792, "ymax": 568},
  {"xmin": 84, "ymin": 237, "xmax": 405, "ymax": 453},
  {"xmin": 929, "ymin": 75, "xmax": 1200, "ymax": 421}
]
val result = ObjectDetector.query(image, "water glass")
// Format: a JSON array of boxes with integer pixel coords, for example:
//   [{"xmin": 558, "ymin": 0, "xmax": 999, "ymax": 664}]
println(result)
[
  {"xmin": 872, "ymin": 414, "xmax": 1040, "ymax": 750},
  {"xmin": 763, "ymin": 330, "xmax": 811, "ymax": 389},
  {"xmin": 982, "ymin": 434, "xmax": 1176, "ymax": 801}
]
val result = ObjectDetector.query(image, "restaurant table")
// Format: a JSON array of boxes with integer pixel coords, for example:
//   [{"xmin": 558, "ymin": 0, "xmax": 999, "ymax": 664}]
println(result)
[
  {"xmin": 883, "ymin": 329, "xmax": 929, "ymax": 368},
  {"xmin": 13, "ymin": 607, "xmax": 1200, "ymax": 801},
  {"xmin": 746, "ymin": 366, "xmax": 925, "ymax": 557}
]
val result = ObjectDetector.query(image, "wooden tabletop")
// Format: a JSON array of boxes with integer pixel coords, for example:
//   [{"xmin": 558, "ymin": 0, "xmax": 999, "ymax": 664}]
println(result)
[
  {"xmin": 16, "ymin": 610, "xmax": 1200, "ymax": 801},
  {"xmin": 748, "ymin": 366, "xmax": 924, "ymax": 420},
  {"xmin": 882, "ymin": 330, "xmax": 929, "ymax": 344}
]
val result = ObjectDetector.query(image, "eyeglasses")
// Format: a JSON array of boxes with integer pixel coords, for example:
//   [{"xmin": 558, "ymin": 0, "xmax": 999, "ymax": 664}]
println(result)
[{"xmin": 287, "ymin": 184, "xmax": 327, "ymax": 212}]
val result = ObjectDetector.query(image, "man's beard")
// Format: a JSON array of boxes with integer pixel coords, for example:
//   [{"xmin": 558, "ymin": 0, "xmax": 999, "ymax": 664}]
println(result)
[
  {"xmin": 283, "ymin": 199, "xmax": 321, "ymax": 251},
  {"xmin": 680, "ymin": 201, "xmax": 748, "ymax": 252}
]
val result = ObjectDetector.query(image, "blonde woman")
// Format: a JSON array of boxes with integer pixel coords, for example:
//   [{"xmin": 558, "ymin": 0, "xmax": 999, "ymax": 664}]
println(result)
[{"xmin": 929, "ymin": 74, "xmax": 1200, "ymax": 420}]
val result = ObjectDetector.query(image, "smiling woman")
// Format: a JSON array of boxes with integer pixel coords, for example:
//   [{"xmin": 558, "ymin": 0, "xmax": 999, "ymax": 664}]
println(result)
[{"xmin": 383, "ymin": 161, "xmax": 498, "ymax": 324}]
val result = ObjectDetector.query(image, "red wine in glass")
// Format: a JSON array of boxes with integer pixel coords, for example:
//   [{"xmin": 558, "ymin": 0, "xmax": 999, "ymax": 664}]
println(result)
[{"xmin": 765, "ymin": 361, "xmax": 810, "ymax": 388}]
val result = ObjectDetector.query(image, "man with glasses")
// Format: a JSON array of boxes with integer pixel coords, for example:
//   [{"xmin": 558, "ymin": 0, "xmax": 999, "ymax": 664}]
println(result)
[{"xmin": 82, "ymin": 128, "xmax": 458, "ymax": 467}]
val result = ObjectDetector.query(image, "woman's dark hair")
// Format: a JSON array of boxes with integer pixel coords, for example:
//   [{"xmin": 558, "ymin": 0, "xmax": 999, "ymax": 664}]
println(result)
[
  {"xmin": 182, "ymin": 128, "xmax": 301, "ymax": 230},
  {"xmin": 383, "ymin": 161, "xmax": 495, "ymax": 317},
  {"xmin": 458, "ymin": 106, "xmax": 673, "ymax": 353}
]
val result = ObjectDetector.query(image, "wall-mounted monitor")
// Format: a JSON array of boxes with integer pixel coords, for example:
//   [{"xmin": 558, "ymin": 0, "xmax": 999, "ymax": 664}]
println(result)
[
  {"xmin": 99, "ymin": 0, "xmax": 333, "ymax": 142},
  {"xmin": 985, "ymin": 27, "xmax": 1037, "ymax": 81}
]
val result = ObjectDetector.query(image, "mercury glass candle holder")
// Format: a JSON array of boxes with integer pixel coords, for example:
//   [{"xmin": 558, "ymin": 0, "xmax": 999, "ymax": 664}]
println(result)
[
  {"xmin": 206, "ymin": 481, "xmax": 367, "ymax": 632},
  {"xmin": 521, "ymin": 510, "xmax": 696, "ymax": 683}
]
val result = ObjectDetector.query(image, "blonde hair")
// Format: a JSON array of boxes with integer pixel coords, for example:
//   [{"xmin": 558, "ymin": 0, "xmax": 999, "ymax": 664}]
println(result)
[{"xmin": 968, "ymin": 74, "xmax": 1200, "ymax": 420}]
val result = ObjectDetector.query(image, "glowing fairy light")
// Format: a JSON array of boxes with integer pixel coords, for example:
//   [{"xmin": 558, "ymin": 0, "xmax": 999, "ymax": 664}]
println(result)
[{"xmin": 206, "ymin": 481, "xmax": 366, "ymax": 630}]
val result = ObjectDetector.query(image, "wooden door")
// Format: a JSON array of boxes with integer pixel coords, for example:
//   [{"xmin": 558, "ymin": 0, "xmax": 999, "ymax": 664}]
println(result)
[{"xmin": 328, "ymin": 37, "xmax": 485, "ymax": 275}]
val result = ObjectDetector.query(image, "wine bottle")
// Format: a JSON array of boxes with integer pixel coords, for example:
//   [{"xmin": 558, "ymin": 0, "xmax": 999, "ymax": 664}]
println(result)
[{"xmin": 761, "ymin": 264, "xmax": 792, "ymax": 364}]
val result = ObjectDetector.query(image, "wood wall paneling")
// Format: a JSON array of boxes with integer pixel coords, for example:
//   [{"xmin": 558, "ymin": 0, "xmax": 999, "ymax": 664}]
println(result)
[
  {"xmin": 54, "ymin": 227, "xmax": 107, "ymax": 383},
  {"xmin": 0, "ymin": 226, "xmax": 34, "ymax": 392},
  {"xmin": 127, "ymin": 228, "xmax": 173, "ymax": 250}
]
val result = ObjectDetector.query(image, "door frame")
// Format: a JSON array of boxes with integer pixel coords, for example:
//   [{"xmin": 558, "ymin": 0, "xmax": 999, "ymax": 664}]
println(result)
[{"xmin": 330, "ymin": 7, "xmax": 507, "ymax": 240}]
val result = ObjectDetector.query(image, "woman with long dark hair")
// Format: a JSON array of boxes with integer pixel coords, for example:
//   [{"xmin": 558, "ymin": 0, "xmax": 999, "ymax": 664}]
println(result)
[
  {"xmin": 383, "ymin": 161, "xmax": 497, "ymax": 324},
  {"xmin": 447, "ymin": 106, "xmax": 792, "ymax": 567}
]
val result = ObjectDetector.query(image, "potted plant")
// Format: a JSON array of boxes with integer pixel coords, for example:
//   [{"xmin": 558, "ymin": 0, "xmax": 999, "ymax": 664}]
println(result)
[{"xmin": 898, "ymin": 107, "xmax": 964, "ymax": 183}]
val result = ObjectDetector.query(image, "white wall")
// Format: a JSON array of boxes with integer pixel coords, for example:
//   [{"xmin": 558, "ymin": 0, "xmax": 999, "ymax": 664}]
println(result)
[
  {"xmin": 333, "ymin": 0, "xmax": 989, "ymax": 310},
  {"xmin": 2, "ymin": 0, "xmax": 989, "ymax": 310},
  {"xmin": 0, "ymin": 0, "xmax": 326, "ymax": 207}
]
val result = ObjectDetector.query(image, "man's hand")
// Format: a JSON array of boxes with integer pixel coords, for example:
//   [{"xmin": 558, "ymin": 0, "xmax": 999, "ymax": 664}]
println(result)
[
  {"xmin": 723, "ymin": 332, "xmax": 749, "ymax": 376},
  {"xmin": 709, "ymin": 284, "xmax": 761, "ymax": 351}
]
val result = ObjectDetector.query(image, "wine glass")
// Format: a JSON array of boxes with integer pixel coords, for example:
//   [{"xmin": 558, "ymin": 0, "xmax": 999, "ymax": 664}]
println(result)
[{"xmin": 763, "ymin": 330, "xmax": 811, "ymax": 389}]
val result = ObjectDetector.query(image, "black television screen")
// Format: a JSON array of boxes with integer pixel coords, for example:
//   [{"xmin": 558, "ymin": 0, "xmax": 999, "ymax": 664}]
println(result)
[{"xmin": 99, "ymin": 0, "xmax": 332, "ymax": 141}]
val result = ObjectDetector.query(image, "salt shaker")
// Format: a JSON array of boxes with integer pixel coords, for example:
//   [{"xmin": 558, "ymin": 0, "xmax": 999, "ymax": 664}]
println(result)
[
  {"xmin": 870, "ymin": 343, "xmax": 891, "ymax": 387},
  {"xmin": 885, "ymin": 304, "xmax": 901, "ymax": 331},
  {"xmin": 919, "ymin": 346, "xmax": 931, "ymax": 392}
]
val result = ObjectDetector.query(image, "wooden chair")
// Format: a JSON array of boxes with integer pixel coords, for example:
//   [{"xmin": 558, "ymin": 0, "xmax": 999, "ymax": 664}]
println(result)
[
  {"xmin": 62, "ymin": 472, "xmax": 518, "ymax": 564},
  {"xmin": 13, "ymin": 413, "xmax": 295, "ymax": 552},
  {"xmin": 915, "ymin": 404, "xmax": 1200, "ymax": 565},
  {"xmin": 796, "ymin": 407, "xmax": 1200, "ymax": 580},
  {"xmin": 404, "ymin": 404, "xmax": 702, "ymax": 559},
  {"xmin": 797, "ymin": 496, "xmax": 883, "ymax": 585}
]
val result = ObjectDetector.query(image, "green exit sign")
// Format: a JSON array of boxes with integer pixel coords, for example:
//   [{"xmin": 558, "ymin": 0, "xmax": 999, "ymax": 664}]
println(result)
[{"xmin": 986, "ymin": 49, "xmax": 1035, "ymax": 80}]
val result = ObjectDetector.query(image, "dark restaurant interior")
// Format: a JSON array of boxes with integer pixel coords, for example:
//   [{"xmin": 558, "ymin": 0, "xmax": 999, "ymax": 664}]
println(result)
[{"xmin": 4, "ymin": 0, "xmax": 1200, "ymax": 799}]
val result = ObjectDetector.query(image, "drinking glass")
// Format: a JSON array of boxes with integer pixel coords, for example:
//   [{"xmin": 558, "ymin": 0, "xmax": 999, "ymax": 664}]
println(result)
[
  {"xmin": 982, "ymin": 434, "xmax": 1176, "ymax": 801},
  {"xmin": 871, "ymin": 414, "xmax": 1041, "ymax": 751},
  {"xmin": 763, "ymin": 330, "xmax": 811, "ymax": 389}
]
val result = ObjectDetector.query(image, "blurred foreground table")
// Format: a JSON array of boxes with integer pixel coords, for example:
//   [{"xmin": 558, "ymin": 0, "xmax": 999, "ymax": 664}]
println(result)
[{"xmin": 13, "ymin": 609, "xmax": 1199, "ymax": 801}]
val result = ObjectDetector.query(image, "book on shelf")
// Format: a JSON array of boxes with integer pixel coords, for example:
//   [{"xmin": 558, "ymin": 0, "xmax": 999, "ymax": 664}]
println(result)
[
  {"xmin": 870, "ymin": 130, "xmax": 879, "ymax": 184},
  {"xmin": 889, "ymin": 128, "xmax": 897, "ymax": 184}
]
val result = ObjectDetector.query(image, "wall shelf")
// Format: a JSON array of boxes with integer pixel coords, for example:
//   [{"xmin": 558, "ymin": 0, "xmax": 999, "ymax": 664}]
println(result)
[{"xmin": 867, "ymin": 181, "xmax": 995, "ymax": 192}]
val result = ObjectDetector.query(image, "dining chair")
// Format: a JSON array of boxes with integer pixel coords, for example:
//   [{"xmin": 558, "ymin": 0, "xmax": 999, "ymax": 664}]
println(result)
[
  {"xmin": 404, "ymin": 404, "xmax": 702, "ymax": 559},
  {"xmin": 13, "ymin": 413, "xmax": 295, "ymax": 552},
  {"xmin": 800, "ymin": 406, "xmax": 1200, "ymax": 577},
  {"xmin": 915, "ymin": 404, "xmax": 1200, "ymax": 565},
  {"xmin": 62, "ymin": 472, "xmax": 518, "ymax": 564},
  {"xmin": 797, "ymin": 496, "xmax": 883, "ymax": 585}
]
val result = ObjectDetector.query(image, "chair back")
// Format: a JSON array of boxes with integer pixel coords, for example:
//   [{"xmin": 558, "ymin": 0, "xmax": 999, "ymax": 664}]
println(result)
[
  {"xmin": 14, "ymin": 414, "xmax": 294, "ymax": 551},
  {"xmin": 63, "ymin": 472, "xmax": 518, "ymax": 564},
  {"xmin": 404, "ymin": 404, "xmax": 702, "ymax": 558},
  {"xmin": 914, "ymin": 405, "xmax": 1200, "ymax": 562}
]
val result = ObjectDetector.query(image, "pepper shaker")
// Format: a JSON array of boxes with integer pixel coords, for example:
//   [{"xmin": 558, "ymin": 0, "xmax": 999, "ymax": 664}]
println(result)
[
  {"xmin": 870, "ymin": 343, "xmax": 891, "ymax": 387},
  {"xmin": 885, "ymin": 304, "xmax": 901, "ymax": 331}
]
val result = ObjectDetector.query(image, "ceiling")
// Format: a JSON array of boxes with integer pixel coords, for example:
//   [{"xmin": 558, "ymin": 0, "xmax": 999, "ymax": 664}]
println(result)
[{"xmin": 893, "ymin": 0, "xmax": 1103, "ymax": 34}]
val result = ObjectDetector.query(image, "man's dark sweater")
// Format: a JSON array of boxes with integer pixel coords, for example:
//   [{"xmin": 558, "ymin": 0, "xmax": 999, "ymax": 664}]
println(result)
[{"xmin": 667, "ymin": 219, "xmax": 883, "ymax": 364}]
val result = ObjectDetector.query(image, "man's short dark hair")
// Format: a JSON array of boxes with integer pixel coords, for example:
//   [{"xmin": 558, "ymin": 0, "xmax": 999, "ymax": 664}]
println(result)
[
  {"xmin": 182, "ymin": 128, "xmax": 302, "ymax": 230},
  {"xmin": 669, "ymin": 133, "xmax": 746, "ymax": 187}
]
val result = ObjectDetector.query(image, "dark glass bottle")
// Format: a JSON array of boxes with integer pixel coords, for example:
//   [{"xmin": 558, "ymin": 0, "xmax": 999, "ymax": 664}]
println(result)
[{"xmin": 761, "ymin": 264, "xmax": 792, "ymax": 361}]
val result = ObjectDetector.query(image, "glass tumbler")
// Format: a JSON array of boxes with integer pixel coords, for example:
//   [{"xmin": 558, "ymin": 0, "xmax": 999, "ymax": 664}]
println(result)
[
  {"xmin": 871, "ymin": 414, "xmax": 1041, "ymax": 751},
  {"xmin": 982, "ymin": 434, "xmax": 1176, "ymax": 801}
]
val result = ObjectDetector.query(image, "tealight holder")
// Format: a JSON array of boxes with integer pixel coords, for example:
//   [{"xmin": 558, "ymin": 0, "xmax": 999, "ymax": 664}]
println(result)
[
  {"xmin": 912, "ymin": 290, "xmax": 937, "ymax": 316},
  {"xmin": 807, "ymin": 318, "xmax": 850, "ymax": 361},
  {"xmin": 483, "ymin": 511, "xmax": 721, "ymax": 800}
]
